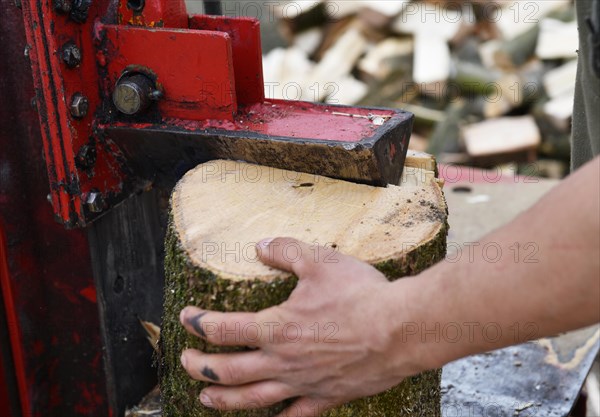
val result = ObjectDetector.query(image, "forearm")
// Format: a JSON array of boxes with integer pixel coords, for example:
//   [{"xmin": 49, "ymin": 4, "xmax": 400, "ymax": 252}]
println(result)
[{"xmin": 387, "ymin": 157, "xmax": 600, "ymax": 370}]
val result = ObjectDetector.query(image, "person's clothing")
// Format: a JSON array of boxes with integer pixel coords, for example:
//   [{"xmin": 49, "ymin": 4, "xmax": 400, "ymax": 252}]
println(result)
[{"xmin": 573, "ymin": 0, "xmax": 600, "ymax": 170}]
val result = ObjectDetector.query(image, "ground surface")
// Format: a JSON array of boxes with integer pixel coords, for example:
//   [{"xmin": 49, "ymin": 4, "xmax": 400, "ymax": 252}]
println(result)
[{"xmin": 442, "ymin": 174, "xmax": 599, "ymax": 417}]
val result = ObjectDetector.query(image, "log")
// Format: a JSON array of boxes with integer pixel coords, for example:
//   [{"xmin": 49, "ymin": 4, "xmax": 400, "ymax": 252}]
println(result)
[
  {"xmin": 262, "ymin": 47, "xmax": 314, "ymax": 100},
  {"xmin": 462, "ymin": 115, "xmax": 542, "ymax": 158},
  {"xmin": 323, "ymin": 75, "xmax": 368, "ymax": 105},
  {"xmin": 543, "ymin": 60, "xmax": 578, "ymax": 100},
  {"xmin": 301, "ymin": 26, "xmax": 367, "ymax": 101},
  {"xmin": 275, "ymin": 1, "xmax": 328, "ymax": 41},
  {"xmin": 413, "ymin": 34, "xmax": 451, "ymax": 85},
  {"xmin": 535, "ymin": 18, "xmax": 578, "ymax": 60},
  {"xmin": 543, "ymin": 91, "xmax": 575, "ymax": 132},
  {"xmin": 494, "ymin": 0, "xmax": 570, "ymax": 41},
  {"xmin": 540, "ymin": 59, "xmax": 577, "ymax": 132},
  {"xmin": 292, "ymin": 27, "xmax": 323, "ymax": 57},
  {"xmin": 493, "ymin": 25, "xmax": 539, "ymax": 70},
  {"xmin": 358, "ymin": 37, "xmax": 413, "ymax": 82},
  {"xmin": 330, "ymin": 0, "xmax": 409, "ymax": 22},
  {"xmin": 450, "ymin": 59, "xmax": 524, "ymax": 117},
  {"xmin": 392, "ymin": 2, "xmax": 466, "ymax": 41},
  {"xmin": 160, "ymin": 159, "xmax": 448, "ymax": 417},
  {"xmin": 478, "ymin": 39, "xmax": 502, "ymax": 70},
  {"xmin": 427, "ymin": 99, "xmax": 470, "ymax": 156}
]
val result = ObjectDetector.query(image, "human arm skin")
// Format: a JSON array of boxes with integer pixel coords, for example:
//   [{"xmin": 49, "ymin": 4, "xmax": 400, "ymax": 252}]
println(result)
[{"xmin": 179, "ymin": 156, "xmax": 600, "ymax": 416}]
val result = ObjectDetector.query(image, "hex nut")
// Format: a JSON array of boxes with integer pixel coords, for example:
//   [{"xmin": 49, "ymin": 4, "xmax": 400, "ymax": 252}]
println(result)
[
  {"xmin": 62, "ymin": 43, "xmax": 82, "ymax": 68},
  {"xmin": 70, "ymin": 93, "xmax": 89, "ymax": 119},
  {"xmin": 53, "ymin": 0, "xmax": 72, "ymax": 13},
  {"xmin": 75, "ymin": 143, "xmax": 97, "ymax": 170},
  {"xmin": 70, "ymin": 0, "xmax": 93, "ymax": 23},
  {"xmin": 86, "ymin": 192, "xmax": 104, "ymax": 213}
]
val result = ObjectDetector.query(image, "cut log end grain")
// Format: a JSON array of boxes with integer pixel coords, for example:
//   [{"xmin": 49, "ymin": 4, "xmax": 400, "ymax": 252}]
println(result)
[
  {"xmin": 170, "ymin": 160, "xmax": 447, "ymax": 282},
  {"xmin": 160, "ymin": 159, "xmax": 448, "ymax": 417}
]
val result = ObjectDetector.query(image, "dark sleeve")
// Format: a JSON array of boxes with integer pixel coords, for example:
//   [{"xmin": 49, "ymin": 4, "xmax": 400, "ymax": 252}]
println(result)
[{"xmin": 572, "ymin": 0, "xmax": 600, "ymax": 171}]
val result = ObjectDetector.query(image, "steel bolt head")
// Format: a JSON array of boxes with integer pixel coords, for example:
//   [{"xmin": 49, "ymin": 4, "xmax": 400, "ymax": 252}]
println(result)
[
  {"xmin": 75, "ymin": 143, "xmax": 97, "ymax": 170},
  {"xmin": 62, "ymin": 43, "xmax": 82, "ymax": 68},
  {"xmin": 86, "ymin": 192, "xmax": 104, "ymax": 213},
  {"xmin": 70, "ymin": 93, "xmax": 89, "ymax": 119},
  {"xmin": 53, "ymin": 0, "xmax": 72, "ymax": 13},
  {"xmin": 113, "ymin": 73, "xmax": 156, "ymax": 116}
]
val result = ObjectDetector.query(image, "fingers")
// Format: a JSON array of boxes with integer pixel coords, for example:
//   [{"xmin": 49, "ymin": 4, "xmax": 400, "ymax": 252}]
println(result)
[
  {"xmin": 256, "ymin": 237, "xmax": 340, "ymax": 278},
  {"xmin": 181, "ymin": 348, "xmax": 278, "ymax": 386},
  {"xmin": 256, "ymin": 238, "xmax": 387, "ymax": 287},
  {"xmin": 200, "ymin": 381, "xmax": 293, "ymax": 411},
  {"xmin": 180, "ymin": 306, "xmax": 283, "ymax": 347},
  {"xmin": 276, "ymin": 397, "xmax": 339, "ymax": 417}
]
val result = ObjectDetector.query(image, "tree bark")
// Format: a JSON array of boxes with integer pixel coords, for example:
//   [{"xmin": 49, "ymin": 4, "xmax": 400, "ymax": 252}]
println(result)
[{"xmin": 160, "ymin": 157, "xmax": 448, "ymax": 417}]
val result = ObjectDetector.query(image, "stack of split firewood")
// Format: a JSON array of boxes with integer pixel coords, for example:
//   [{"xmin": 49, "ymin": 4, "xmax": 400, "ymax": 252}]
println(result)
[{"xmin": 263, "ymin": 0, "xmax": 577, "ymax": 177}]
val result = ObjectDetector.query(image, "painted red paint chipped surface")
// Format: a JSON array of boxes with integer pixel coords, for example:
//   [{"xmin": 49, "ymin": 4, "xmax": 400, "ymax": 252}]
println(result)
[
  {"xmin": 80, "ymin": 286, "xmax": 98, "ymax": 304},
  {"xmin": 111, "ymin": 101, "xmax": 397, "ymax": 142},
  {"xmin": 0, "ymin": 220, "xmax": 29, "ymax": 417},
  {"xmin": 99, "ymin": 23, "xmax": 238, "ymax": 120},
  {"xmin": 118, "ymin": 0, "xmax": 187, "ymax": 27},
  {"xmin": 20, "ymin": 0, "xmax": 127, "ymax": 226},
  {"xmin": 0, "ymin": 4, "xmax": 110, "ymax": 416},
  {"xmin": 189, "ymin": 15, "xmax": 265, "ymax": 105}
]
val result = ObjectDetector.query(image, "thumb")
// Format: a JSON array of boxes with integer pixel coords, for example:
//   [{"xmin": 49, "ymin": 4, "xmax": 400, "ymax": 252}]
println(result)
[{"xmin": 256, "ymin": 237, "xmax": 338, "ymax": 278}]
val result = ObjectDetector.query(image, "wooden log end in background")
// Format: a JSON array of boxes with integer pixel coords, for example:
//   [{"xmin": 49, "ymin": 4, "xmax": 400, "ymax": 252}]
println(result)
[{"xmin": 160, "ymin": 158, "xmax": 448, "ymax": 417}]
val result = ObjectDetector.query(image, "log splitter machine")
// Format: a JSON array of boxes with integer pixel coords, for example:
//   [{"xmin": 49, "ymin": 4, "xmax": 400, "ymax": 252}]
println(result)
[{"xmin": 0, "ymin": 0, "xmax": 414, "ymax": 416}]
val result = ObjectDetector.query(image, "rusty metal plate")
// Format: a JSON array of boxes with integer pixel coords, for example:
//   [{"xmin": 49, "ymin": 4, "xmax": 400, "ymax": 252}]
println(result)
[{"xmin": 442, "ymin": 326, "xmax": 600, "ymax": 417}]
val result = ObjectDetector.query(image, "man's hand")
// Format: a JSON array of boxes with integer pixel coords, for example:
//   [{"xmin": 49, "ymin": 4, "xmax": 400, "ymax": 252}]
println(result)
[
  {"xmin": 179, "ymin": 157, "xmax": 600, "ymax": 416},
  {"xmin": 179, "ymin": 238, "xmax": 420, "ymax": 416}
]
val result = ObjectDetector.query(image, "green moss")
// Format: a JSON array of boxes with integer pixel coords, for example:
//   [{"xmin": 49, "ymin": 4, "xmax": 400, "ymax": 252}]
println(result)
[
  {"xmin": 160, "ymin": 211, "xmax": 448, "ymax": 417},
  {"xmin": 375, "ymin": 222, "xmax": 449, "ymax": 280},
  {"xmin": 322, "ymin": 370, "xmax": 442, "ymax": 417}
]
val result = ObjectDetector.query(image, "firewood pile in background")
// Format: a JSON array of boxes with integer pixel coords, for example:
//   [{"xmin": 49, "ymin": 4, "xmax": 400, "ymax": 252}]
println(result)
[{"xmin": 260, "ymin": 0, "xmax": 577, "ymax": 178}]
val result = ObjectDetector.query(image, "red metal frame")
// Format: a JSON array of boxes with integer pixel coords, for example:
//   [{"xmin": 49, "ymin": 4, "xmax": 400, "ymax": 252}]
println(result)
[
  {"xmin": 19, "ymin": 0, "xmax": 273, "ymax": 227},
  {"xmin": 1, "ymin": 4, "xmax": 110, "ymax": 415},
  {"xmin": 21, "ymin": 0, "xmax": 128, "ymax": 227}
]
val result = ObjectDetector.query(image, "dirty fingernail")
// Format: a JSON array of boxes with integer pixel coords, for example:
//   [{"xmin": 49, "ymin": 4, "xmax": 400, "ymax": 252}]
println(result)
[{"xmin": 179, "ymin": 308, "xmax": 189, "ymax": 324}]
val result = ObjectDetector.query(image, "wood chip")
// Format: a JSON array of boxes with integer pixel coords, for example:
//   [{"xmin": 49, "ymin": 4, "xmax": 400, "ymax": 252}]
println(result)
[{"xmin": 495, "ymin": 0, "xmax": 570, "ymax": 41}]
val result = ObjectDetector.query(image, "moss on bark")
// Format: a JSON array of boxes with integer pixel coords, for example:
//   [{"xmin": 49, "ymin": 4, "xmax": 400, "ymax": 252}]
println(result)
[{"xmin": 160, "ymin": 206, "xmax": 448, "ymax": 416}]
